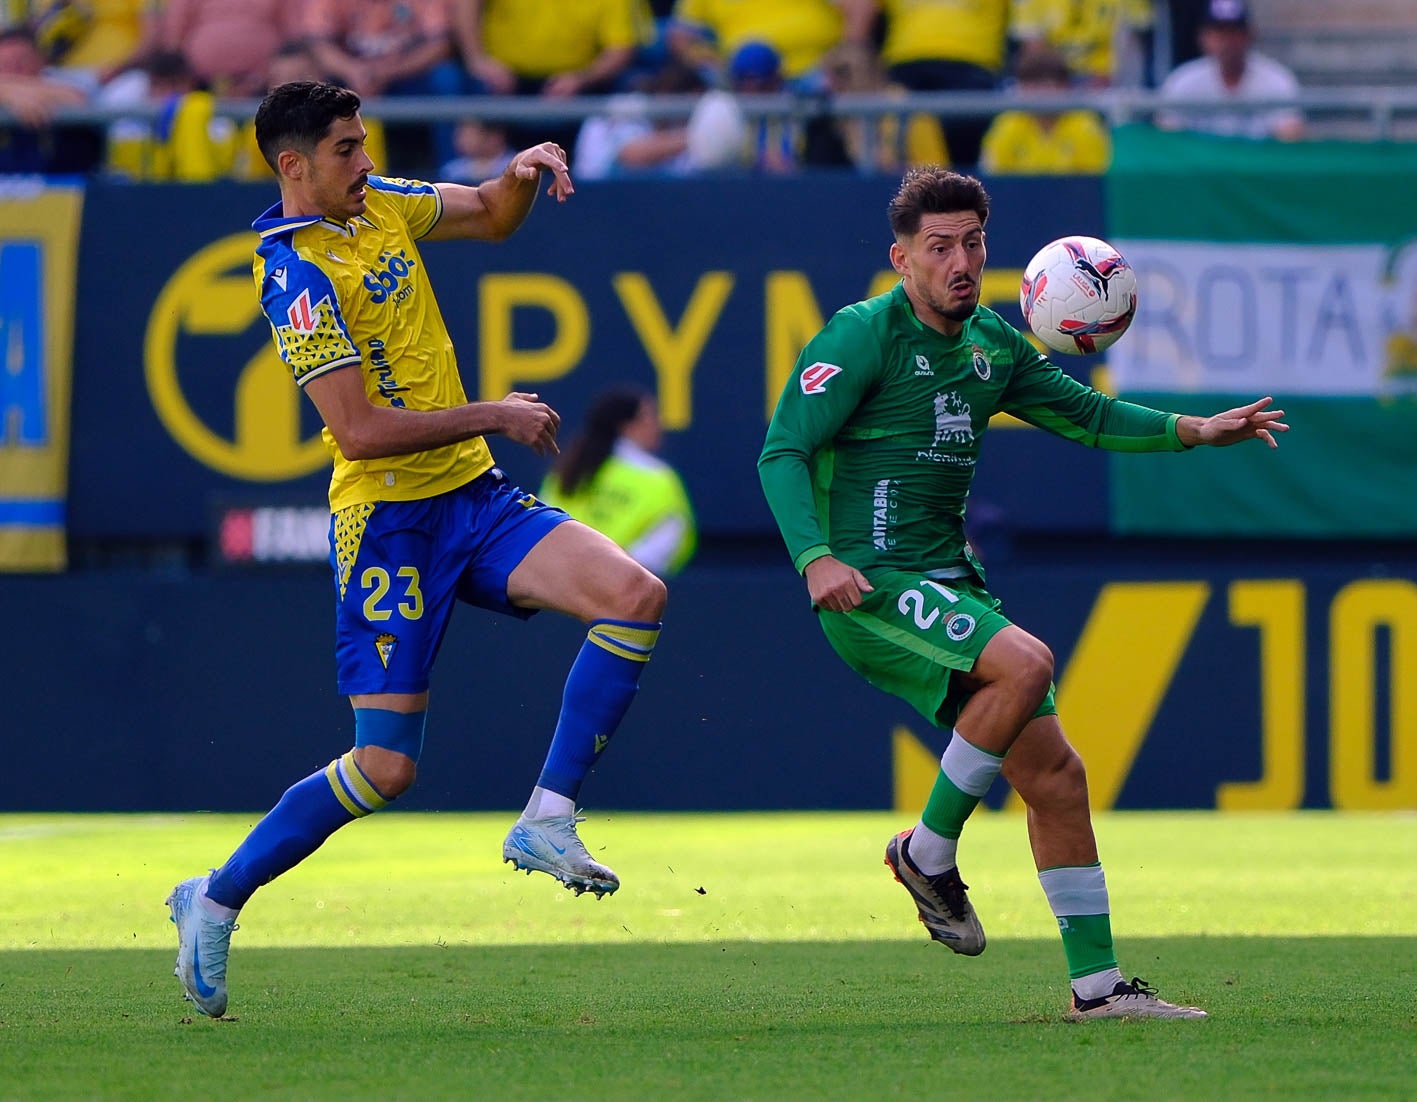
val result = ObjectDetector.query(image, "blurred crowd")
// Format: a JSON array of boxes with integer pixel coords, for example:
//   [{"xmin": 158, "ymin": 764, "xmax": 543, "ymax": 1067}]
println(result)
[{"xmin": 0, "ymin": 0, "xmax": 1307, "ymax": 181}]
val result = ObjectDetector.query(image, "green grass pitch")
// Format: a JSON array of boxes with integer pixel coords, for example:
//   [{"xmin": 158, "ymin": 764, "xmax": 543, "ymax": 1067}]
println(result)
[{"xmin": 1, "ymin": 811, "xmax": 1413, "ymax": 1100}]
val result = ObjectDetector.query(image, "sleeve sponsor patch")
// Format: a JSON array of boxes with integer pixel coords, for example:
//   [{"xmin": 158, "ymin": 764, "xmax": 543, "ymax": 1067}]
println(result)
[
  {"xmin": 800, "ymin": 361, "xmax": 843, "ymax": 394},
  {"xmin": 273, "ymin": 288, "xmax": 359, "ymax": 383}
]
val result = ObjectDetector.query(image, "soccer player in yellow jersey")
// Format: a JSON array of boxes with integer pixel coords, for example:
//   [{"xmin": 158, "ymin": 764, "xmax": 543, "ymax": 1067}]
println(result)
[{"xmin": 166, "ymin": 81, "xmax": 666, "ymax": 1018}]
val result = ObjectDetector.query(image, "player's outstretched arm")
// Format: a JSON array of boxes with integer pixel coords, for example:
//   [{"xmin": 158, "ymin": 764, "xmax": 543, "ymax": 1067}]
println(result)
[
  {"xmin": 1175, "ymin": 396, "xmax": 1289, "ymax": 449},
  {"xmin": 426, "ymin": 143, "xmax": 574, "ymax": 241}
]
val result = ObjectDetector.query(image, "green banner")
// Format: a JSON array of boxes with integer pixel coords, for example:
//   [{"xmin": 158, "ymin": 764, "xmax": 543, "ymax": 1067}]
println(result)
[
  {"xmin": 0, "ymin": 182, "xmax": 82, "ymax": 570},
  {"xmin": 1105, "ymin": 126, "xmax": 1417, "ymax": 536}
]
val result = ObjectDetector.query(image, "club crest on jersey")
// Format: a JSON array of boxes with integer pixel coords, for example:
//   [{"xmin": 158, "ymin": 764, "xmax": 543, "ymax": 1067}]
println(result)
[
  {"xmin": 375, "ymin": 632, "xmax": 398, "ymax": 669},
  {"xmin": 945, "ymin": 613, "xmax": 976, "ymax": 642},
  {"xmin": 914, "ymin": 353, "xmax": 933, "ymax": 376},
  {"xmin": 971, "ymin": 345, "xmax": 991, "ymax": 381},
  {"xmin": 800, "ymin": 361, "xmax": 843, "ymax": 394}
]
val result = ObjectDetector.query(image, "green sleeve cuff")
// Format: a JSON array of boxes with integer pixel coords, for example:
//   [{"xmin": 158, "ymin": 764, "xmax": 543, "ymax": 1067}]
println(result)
[
  {"xmin": 793, "ymin": 545, "xmax": 832, "ymax": 575},
  {"xmin": 1167, "ymin": 413, "xmax": 1189, "ymax": 451}
]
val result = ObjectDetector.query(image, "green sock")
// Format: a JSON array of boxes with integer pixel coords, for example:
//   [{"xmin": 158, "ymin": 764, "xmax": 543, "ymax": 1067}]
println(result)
[
  {"xmin": 920, "ymin": 770, "xmax": 975, "ymax": 839},
  {"xmin": 921, "ymin": 732, "xmax": 1004, "ymax": 838},
  {"xmin": 1056, "ymin": 912, "xmax": 1119, "ymax": 980},
  {"xmin": 1038, "ymin": 864, "xmax": 1119, "ymax": 980}
]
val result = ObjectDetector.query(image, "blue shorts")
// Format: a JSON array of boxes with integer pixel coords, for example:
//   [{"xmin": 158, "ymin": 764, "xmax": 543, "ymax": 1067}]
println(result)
[{"xmin": 329, "ymin": 469, "xmax": 570, "ymax": 695}]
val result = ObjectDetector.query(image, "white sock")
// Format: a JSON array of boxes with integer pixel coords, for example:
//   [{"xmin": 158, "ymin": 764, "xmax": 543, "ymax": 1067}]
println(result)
[
  {"xmin": 522, "ymin": 786, "xmax": 574, "ymax": 820},
  {"xmin": 198, "ymin": 884, "xmax": 239, "ymax": 922},
  {"xmin": 1073, "ymin": 967, "xmax": 1125, "ymax": 1001},
  {"xmin": 905, "ymin": 823, "xmax": 958, "ymax": 876}
]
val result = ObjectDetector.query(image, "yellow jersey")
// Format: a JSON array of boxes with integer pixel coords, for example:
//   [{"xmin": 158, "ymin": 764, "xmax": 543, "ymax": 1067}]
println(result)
[
  {"xmin": 252, "ymin": 176, "xmax": 494, "ymax": 511},
  {"xmin": 1008, "ymin": 0, "xmax": 1153, "ymax": 83},
  {"xmin": 480, "ymin": 0, "xmax": 649, "ymax": 78},
  {"xmin": 979, "ymin": 108, "xmax": 1111, "ymax": 174},
  {"xmin": 673, "ymin": 0, "xmax": 842, "ymax": 79},
  {"xmin": 876, "ymin": 0, "xmax": 1010, "ymax": 72}
]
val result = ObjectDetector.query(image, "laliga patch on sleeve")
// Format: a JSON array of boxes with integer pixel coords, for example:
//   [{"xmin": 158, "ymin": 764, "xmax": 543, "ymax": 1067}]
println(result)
[{"xmin": 800, "ymin": 361, "xmax": 843, "ymax": 394}]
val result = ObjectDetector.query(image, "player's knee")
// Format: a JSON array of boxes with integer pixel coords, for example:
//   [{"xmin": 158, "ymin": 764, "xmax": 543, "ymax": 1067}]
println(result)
[
  {"xmin": 358, "ymin": 749, "xmax": 418, "ymax": 798},
  {"xmin": 1011, "ymin": 637, "xmax": 1055, "ymax": 709},
  {"xmin": 1026, "ymin": 743, "xmax": 1088, "ymax": 811},
  {"xmin": 353, "ymin": 708, "xmax": 426, "ymax": 800},
  {"xmin": 620, "ymin": 563, "xmax": 667, "ymax": 621}
]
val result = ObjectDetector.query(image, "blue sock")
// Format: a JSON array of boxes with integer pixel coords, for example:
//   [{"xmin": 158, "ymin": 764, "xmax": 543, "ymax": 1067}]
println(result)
[
  {"xmin": 206, "ymin": 751, "xmax": 388, "ymax": 909},
  {"xmin": 536, "ymin": 618, "xmax": 660, "ymax": 800}
]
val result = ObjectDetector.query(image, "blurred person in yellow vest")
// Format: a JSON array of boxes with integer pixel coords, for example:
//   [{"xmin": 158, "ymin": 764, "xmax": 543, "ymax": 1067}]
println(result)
[
  {"xmin": 539, "ymin": 386, "xmax": 697, "ymax": 578},
  {"xmin": 101, "ymin": 48, "xmax": 235, "ymax": 180},
  {"xmin": 979, "ymin": 44, "xmax": 1110, "ymax": 174},
  {"xmin": 229, "ymin": 42, "xmax": 389, "ymax": 180}
]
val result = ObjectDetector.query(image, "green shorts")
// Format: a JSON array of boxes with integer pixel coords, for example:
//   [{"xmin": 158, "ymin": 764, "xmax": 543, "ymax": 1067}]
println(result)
[{"xmin": 817, "ymin": 568, "xmax": 1057, "ymax": 730}]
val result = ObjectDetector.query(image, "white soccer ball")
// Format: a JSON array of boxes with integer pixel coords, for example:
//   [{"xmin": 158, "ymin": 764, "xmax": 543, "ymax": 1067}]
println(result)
[{"xmin": 1019, "ymin": 235, "xmax": 1138, "ymax": 355}]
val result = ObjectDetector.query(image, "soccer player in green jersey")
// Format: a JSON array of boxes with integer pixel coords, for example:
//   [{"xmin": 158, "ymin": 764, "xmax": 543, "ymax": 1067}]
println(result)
[{"xmin": 758, "ymin": 167, "xmax": 1287, "ymax": 1020}]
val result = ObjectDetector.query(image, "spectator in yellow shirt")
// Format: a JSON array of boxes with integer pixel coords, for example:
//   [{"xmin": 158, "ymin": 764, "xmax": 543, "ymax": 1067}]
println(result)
[
  {"xmin": 1009, "ymin": 0, "xmax": 1154, "ymax": 88},
  {"xmin": 457, "ymin": 0, "xmax": 650, "ymax": 153},
  {"xmin": 101, "ymin": 48, "xmax": 234, "ymax": 181},
  {"xmin": 979, "ymin": 45, "xmax": 1110, "ymax": 175},
  {"xmin": 667, "ymin": 0, "xmax": 842, "ymax": 88},
  {"xmin": 842, "ymin": 0, "xmax": 1009, "ymax": 166}
]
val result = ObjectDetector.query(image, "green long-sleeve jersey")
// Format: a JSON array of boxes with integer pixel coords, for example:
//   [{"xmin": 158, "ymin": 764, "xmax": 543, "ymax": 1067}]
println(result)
[{"xmin": 758, "ymin": 283, "xmax": 1185, "ymax": 577}]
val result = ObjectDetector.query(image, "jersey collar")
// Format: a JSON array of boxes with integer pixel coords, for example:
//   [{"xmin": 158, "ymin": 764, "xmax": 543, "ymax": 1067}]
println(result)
[{"xmin": 251, "ymin": 201, "xmax": 373, "ymax": 239}]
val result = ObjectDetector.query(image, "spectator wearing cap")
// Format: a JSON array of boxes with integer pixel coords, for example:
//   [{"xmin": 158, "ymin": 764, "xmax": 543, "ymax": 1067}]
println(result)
[
  {"xmin": 1156, "ymin": 0, "xmax": 1304, "ymax": 141},
  {"xmin": 727, "ymin": 40, "xmax": 799, "ymax": 174}
]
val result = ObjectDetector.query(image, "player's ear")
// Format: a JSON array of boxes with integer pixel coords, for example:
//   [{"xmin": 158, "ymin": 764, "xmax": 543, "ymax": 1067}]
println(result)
[
  {"xmin": 277, "ymin": 148, "xmax": 304, "ymax": 181},
  {"xmin": 889, "ymin": 240, "xmax": 908, "ymax": 275}
]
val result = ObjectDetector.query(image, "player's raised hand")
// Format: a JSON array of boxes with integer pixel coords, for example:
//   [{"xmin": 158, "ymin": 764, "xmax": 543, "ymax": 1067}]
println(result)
[
  {"xmin": 1180, "ymin": 396, "xmax": 1290, "ymax": 449},
  {"xmin": 805, "ymin": 555, "xmax": 875, "ymax": 612},
  {"xmin": 511, "ymin": 143, "xmax": 574, "ymax": 201},
  {"xmin": 495, "ymin": 392, "xmax": 561, "ymax": 455}
]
